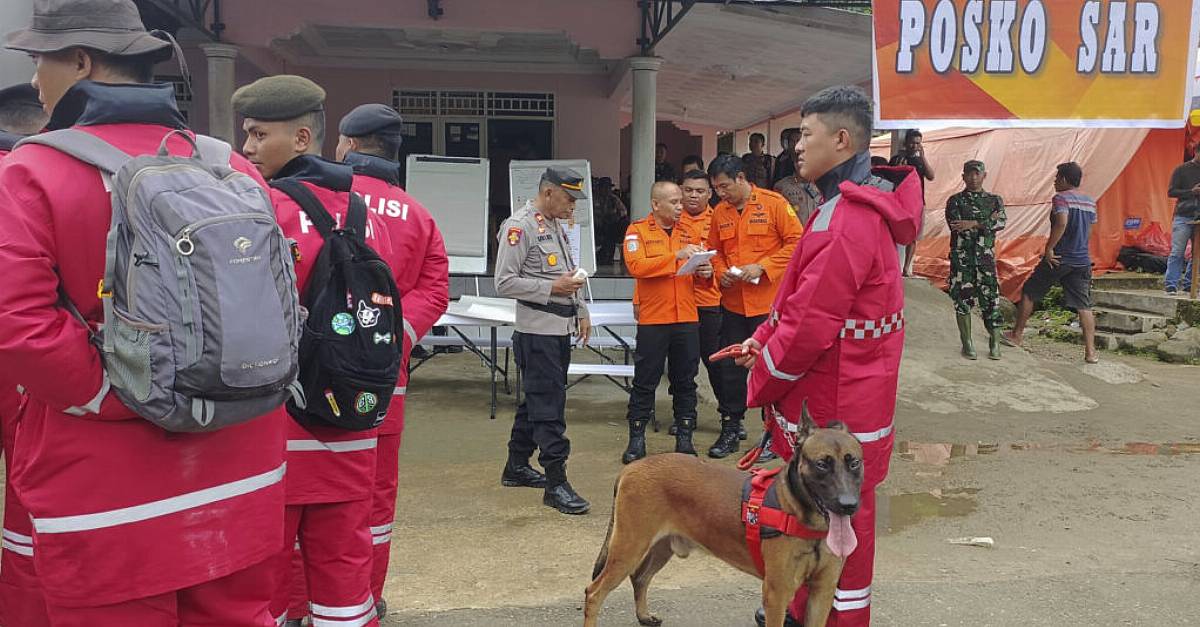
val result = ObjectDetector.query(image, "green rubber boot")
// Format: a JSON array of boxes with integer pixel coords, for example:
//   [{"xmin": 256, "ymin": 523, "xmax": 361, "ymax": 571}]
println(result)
[
  {"xmin": 956, "ymin": 314, "xmax": 977, "ymax": 360},
  {"xmin": 988, "ymin": 327, "xmax": 1002, "ymax": 360}
]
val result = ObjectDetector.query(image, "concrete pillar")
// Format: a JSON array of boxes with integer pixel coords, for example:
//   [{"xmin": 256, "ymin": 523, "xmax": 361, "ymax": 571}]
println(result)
[
  {"xmin": 199, "ymin": 43, "xmax": 239, "ymax": 144},
  {"xmin": 629, "ymin": 56, "xmax": 662, "ymax": 221}
]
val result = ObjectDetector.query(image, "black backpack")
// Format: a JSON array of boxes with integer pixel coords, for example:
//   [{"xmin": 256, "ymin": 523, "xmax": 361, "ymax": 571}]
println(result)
[{"xmin": 270, "ymin": 179, "xmax": 402, "ymax": 431}]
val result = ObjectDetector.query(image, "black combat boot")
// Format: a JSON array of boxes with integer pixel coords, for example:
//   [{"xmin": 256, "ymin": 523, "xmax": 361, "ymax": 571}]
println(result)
[
  {"xmin": 738, "ymin": 421, "xmax": 748, "ymax": 440},
  {"xmin": 756, "ymin": 430, "xmax": 777, "ymax": 463},
  {"xmin": 543, "ymin": 463, "xmax": 590, "ymax": 515},
  {"xmin": 754, "ymin": 606, "xmax": 803, "ymax": 627},
  {"xmin": 674, "ymin": 418, "xmax": 697, "ymax": 455},
  {"xmin": 707, "ymin": 417, "xmax": 741, "ymax": 459},
  {"xmin": 622, "ymin": 419, "xmax": 648, "ymax": 464},
  {"xmin": 500, "ymin": 455, "xmax": 547, "ymax": 488}
]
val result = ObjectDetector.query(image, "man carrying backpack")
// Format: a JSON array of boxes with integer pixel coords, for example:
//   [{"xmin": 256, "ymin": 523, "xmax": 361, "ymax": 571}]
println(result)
[
  {"xmin": 0, "ymin": 81, "xmax": 50, "ymax": 627},
  {"xmin": 0, "ymin": 1, "xmax": 290, "ymax": 623},
  {"xmin": 235, "ymin": 75, "xmax": 395, "ymax": 627},
  {"xmin": 336, "ymin": 103, "xmax": 450, "ymax": 615}
]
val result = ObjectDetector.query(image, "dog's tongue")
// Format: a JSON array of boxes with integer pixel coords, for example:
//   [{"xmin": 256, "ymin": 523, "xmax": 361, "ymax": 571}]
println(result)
[{"xmin": 825, "ymin": 513, "xmax": 858, "ymax": 558}]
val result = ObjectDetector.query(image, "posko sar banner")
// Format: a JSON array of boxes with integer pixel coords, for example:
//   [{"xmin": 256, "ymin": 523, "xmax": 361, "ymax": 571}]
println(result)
[{"xmin": 872, "ymin": 0, "xmax": 1200, "ymax": 128}]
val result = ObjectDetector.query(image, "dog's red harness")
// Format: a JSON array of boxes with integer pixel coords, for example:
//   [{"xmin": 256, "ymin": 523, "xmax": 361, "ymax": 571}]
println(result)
[{"xmin": 742, "ymin": 467, "xmax": 828, "ymax": 576}]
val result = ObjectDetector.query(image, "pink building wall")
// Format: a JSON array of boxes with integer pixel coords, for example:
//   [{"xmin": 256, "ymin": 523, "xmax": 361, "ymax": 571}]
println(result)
[{"xmin": 217, "ymin": 0, "xmax": 639, "ymax": 59}]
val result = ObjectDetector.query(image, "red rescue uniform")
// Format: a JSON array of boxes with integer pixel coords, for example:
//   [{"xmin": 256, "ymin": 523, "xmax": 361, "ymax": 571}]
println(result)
[
  {"xmin": 747, "ymin": 155, "xmax": 922, "ymax": 626},
  {"xmin": 269, "ymin": 155, "xmax": 391, "ymax": 627},
  {"xmin": 0, "ymin": 82, "xmax": 283, "ymax": 624},
  {"xmin": 0, "ymin": 132, "xmax": 51, "ymax": 627},
  {"xmin": 346, "ymin": 151, "xmax": 450, "ymax": 604}
]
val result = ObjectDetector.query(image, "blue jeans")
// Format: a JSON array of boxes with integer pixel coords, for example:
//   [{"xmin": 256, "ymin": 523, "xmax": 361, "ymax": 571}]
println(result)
[{"xmin": 1165, "ymin": 215, "xmax": 1195, "ymax": 290}]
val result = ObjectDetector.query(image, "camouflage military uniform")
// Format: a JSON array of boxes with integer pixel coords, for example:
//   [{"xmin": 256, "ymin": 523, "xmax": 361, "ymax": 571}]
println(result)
[{"xmin": 946, "ymin": 190, "xmax": 1006, "ymax": 330}]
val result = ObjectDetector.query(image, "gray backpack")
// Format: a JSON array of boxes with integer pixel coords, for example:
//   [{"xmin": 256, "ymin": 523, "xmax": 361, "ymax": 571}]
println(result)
[{"xmin": 19, "ymin": 129, "xmax": 301, "ymax": 432}]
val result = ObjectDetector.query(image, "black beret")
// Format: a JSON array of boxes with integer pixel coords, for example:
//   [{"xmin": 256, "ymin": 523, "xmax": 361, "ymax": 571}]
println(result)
[
  {"xmin": 231, "ymin": 75, "xmax": 325, "ymax": 121},
  {"xmin": 339, "ymin": 103, "xmax": 403, "ymax": 138},
  {"xmin": 0, "ymin": 83, "xmax": 40, "ymax": 110}
]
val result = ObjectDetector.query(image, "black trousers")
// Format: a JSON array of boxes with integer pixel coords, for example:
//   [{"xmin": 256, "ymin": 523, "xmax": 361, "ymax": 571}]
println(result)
[
  {"xmin": 718, "ymin": 309, "xmax": 768, "ymax": 423},
  {"xmin": 696, "ymin": 306, "xmax": 728, "ymax": 417},
  {"xmin": 626, "ymin": 323, "xmax": 700, "ymax": 425},
  {"xmin": 509, "ymin": 332, "xmax": 572, "ymax": 468}
]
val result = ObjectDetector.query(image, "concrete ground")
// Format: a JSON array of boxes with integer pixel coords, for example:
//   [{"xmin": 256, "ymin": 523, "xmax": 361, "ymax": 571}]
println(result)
[{"xmin": 383, "ymin": 280, "xmax": 1200, "ymax": 626}]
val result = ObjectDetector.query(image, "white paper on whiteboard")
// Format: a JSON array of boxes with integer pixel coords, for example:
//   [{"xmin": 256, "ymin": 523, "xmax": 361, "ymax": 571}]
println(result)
[
  {"xmin": 676, "ymin": 250, "xmax": 716, "ymax": 276},
  {"xmin": 405, "ymin": 155, "xmax": 490, "ymax": 274}
]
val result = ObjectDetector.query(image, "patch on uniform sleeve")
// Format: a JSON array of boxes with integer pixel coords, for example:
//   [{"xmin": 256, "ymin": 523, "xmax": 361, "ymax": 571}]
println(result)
[
  {"xmin": 507, "ymin": 227, "xmax": 523, "ymax": 246},
  {"xmin": 627, "ymin": 237, "xmax": 639, "ymax": 252},
  {"xmin": 786, "ymin": 205, "xmax": 797, "ymax": 219}
]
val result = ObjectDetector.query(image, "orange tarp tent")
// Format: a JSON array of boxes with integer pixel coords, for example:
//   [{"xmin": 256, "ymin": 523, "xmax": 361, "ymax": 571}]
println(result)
[{"xmin": 872, "ymin": 128, "xmax": 1185, "ymax": 301}]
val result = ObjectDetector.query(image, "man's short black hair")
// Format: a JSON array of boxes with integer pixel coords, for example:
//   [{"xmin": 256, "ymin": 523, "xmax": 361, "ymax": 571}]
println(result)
[
  {"xmin": 656, "ymin": 142, "xmax": 667, "ymax": 150},
  {"xmin": 781, "ymin": 127, "xmax": 800, "ymax": 140},
  {"xmin": 871, "ymin": 155, "xmax": 889, "ymax": 167},
  {"xmin": 749, "ymin": 132, "xmax": 765, "ymax": 144},
  {"xmin": 353, "ymin": 132, "xmax": 401, "ymax": 161},
  {"xmin": 1057, "ymin": 162, "xmax": 1083, "ymax": 188},
  {"xmin": 681, "ymin": 154, "xmax": 704, "ymax": 170},
  {"xmin": 0, "ymin": 85, "xmax": 46, "ymax": 135},
  {"xmin": 680, "ymin": 169, "xmax": 709, "ymax": 184},
  {"xmin": 800, "ymin": 85, "xmax": 873, "ymax": 150},
  {"xmin": 905, "ymin": 129, "xmax": 923, "ymax": 142},
  {"xmin": 706, "ymin": 153, "xmax": 744, "ymax": 180},
  {"xmin": 90, "ymin": 47, "xmax": 172, "ymax": 84}
]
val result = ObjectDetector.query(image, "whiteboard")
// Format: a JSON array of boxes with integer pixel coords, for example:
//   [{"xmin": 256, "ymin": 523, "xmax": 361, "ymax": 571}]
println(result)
[
  {"xmin": 405, "ymin": 155, "xmax": 490, "ymax": 274},
  {"xmin": 509, "ymin": 159, "xmax": 596, "ymax": 274}
]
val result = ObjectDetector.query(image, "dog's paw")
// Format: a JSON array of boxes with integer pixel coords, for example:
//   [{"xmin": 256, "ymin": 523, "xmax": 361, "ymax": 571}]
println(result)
[{"xmin": 637, "ymin": 614, "xmax": 663, "ymax": 627}]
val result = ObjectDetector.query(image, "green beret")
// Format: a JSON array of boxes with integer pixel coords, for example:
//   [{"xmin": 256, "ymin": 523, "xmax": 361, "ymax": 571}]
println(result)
[{"xmin": 232, "ymin": 75, "xmax": 325, "ymax": 121}]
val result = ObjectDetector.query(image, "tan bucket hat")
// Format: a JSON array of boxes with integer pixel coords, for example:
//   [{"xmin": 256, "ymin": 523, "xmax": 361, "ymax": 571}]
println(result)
[{"xmin": 5, "ymin": 0, "xmax": 171, "ymax": 56}]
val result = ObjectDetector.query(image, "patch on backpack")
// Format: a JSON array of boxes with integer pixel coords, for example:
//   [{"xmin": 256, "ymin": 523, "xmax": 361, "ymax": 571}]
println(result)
[
  {"xmin": 355, "ymin": 391, "xmax": 378, "ymax": 414},
  {"xmin": 356, "ymin": 301, "xmax": 381, "ymax": 328},
  {"xmin": 331, "ymin": 312, "xmax": 355, "ymax": 336},
  {"xmin": 370, "ymin": 292, "xmax": 393, "ymax": 306}
]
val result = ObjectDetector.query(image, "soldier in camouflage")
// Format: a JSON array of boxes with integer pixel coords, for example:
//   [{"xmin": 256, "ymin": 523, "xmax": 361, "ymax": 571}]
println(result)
[{"xmin": 946, "ymin": 160, "xmax": 1006, "ymax": 360}]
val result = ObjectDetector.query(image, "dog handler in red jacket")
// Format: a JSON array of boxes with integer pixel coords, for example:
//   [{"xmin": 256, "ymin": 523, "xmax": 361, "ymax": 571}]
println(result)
[{"xmin": 737, "ymin": 86, "xmax": 922, "ymax": 627}]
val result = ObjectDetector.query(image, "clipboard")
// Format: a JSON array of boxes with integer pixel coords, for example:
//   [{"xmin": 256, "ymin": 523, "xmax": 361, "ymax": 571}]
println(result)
[{"xmin": 676, "ymin": 250, "xmax": 717, "ymax": 276}]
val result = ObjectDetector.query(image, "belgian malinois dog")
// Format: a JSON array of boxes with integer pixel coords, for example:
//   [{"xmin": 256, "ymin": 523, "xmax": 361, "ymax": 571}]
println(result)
[{"xmin": 583, "ymin": 405, "xmax": 864, "ymax": 627}]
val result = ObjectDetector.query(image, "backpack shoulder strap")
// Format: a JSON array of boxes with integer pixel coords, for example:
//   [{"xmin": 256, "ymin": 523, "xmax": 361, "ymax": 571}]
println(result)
[
  {"xmin": 15, "ymin": 129, "xmax": 129, "ymax": 174},
  {"xmin": 271, "ymin": 178, "xmax": 337, "ymax": 238},
  {"xmin": 193, "ymin": 134, "xmax": 232, "ymax": 167},
  {"xmin": 346, "ymin": 192, "xmax": 368, "ymax": 243}
]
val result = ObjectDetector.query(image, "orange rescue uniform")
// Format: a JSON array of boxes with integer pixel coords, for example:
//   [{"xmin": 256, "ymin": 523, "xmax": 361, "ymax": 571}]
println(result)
[
  {"xmin": 624, "ymin": 215, "xmax": 704, "ymax": 324},
  {"xmin": 678, "ymin": 208, "xmax": 722, "ymax": 308},
  {"xmin": 708, "ymin": 187, "xmax": 803, "ymax": 317}
]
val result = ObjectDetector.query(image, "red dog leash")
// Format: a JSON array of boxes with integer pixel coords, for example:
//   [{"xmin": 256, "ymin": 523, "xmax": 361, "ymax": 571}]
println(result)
[{"xmin": 708, "ymin": 343, "xmax": 759, "ymax": 363}]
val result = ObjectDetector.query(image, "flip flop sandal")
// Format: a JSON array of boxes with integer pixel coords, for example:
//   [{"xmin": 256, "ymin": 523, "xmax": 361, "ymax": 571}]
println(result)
[{"xmin": 998, "ymin": 334, "xmax": 1021, "ymax": 348}]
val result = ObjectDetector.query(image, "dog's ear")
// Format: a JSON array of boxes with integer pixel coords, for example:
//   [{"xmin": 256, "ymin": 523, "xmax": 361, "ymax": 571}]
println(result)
[
  {"xmin": 798, "ymin": 400, "xmax": 818, "ymax": 437},
  {"xmin": 826, "ymin": 420, "xmax": 850, "ymax": 434}
]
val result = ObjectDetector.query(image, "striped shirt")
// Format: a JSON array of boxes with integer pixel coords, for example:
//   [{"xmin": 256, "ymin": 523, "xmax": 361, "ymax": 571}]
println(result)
[{"xmin": 1051, "ymin": 191, "xmax": 1097, "ymax": 266}]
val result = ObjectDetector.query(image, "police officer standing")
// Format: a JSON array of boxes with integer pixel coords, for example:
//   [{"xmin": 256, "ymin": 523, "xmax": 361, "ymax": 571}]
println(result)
[{"xmin": 495, "ymin": 167, "xmax": 591, "ymax": 515}]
